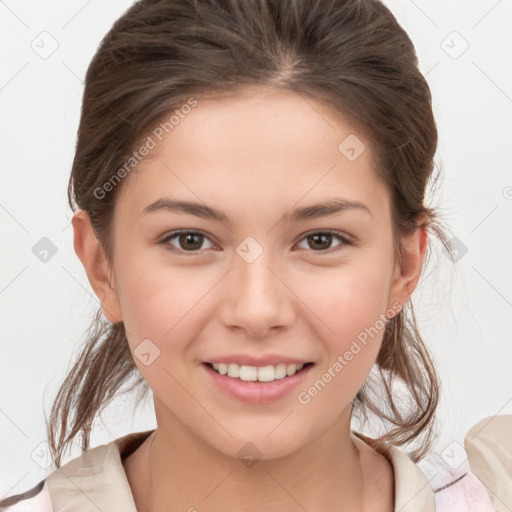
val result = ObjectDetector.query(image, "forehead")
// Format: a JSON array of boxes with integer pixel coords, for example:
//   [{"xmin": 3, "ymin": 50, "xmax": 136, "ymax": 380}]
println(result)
[{"xmin": 115, "ymin": 87, "xmax": 389, "ymax": 222}]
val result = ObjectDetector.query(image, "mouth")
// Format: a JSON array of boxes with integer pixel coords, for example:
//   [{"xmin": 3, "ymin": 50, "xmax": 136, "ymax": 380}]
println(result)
[
  {"xmin": 203, "ymin": 361, "xmax": 315, "ymax": 383},
  {"xmin": 202, "ymin": 360, "xmax": 315, "ymax": 404}
]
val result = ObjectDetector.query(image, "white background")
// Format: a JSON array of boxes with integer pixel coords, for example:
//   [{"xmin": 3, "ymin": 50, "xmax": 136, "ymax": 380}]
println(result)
[{"xmin": 1, "ymin": 0, "xmax": 511, "ymax": 496}]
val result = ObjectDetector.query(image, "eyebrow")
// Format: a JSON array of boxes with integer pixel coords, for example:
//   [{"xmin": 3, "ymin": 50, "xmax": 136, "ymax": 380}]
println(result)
[{"xmin": 141, "ymin": 197, "xmax": 372, "ymax": 225}]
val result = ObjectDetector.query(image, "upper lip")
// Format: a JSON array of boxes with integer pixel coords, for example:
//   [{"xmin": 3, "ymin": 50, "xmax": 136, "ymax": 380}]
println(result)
[{"xmin": 205, "ymin": 354, "xmax": 313, "ymax": 367}]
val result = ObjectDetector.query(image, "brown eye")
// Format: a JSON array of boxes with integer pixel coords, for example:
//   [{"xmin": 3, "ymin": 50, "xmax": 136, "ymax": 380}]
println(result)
[
  {"xmin": 178, "ymin": 233, "xmax": 204, "ymax": 251},
  {"xmin": 297, "ymin": 231, "xmax": 349, "ymax": 252},
  {"xmin": 161, "ymin": 231, "xmax": 214, "ymax": 252},
  {"xmin": 308, "ymin": 233, "xmax": 333, "ymax": 251}
]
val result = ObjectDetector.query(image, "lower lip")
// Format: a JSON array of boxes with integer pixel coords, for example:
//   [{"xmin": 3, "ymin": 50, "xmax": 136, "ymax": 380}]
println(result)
[{"xmin": 202, "ymin": 363, "xmax": 314, "ymax": 404}]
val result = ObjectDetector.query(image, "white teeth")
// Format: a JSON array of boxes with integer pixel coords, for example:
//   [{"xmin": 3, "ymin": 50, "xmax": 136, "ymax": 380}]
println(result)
[
  {"xmin": 209, "ymin": 362, "xmax": 308, "ymax": 382},
  {"xmin": 240, "ymin": 365, "xmax": 258, "ymax": 381},
  {"xmin": 227, "ymin": 363, "xmax": 240, "ymax": 378},
  {"xmin": 274, "ymin": 363, "xmax": 287, "ymax": 379},
  {"xmin": 257, "ymin": 365, "xmax": 274, "ymax": 382}
]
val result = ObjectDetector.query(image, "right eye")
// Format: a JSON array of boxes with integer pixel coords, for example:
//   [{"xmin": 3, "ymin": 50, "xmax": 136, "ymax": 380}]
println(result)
[{"xmin": 160, "ymin": 230, "xmax": 216, "ymax": 253}]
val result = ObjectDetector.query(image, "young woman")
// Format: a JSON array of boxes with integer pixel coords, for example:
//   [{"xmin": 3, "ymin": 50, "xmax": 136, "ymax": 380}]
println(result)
[{"xmin": 2, "ymin": 1, "xmax": 510, "ymax": 511}]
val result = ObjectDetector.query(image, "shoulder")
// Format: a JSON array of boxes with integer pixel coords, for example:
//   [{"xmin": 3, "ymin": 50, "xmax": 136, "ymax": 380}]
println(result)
[
  {"xmin": 0, "ymin": 479, "xmax": 54, "ymax": 512},
  {"xmin": 464, "ymin": 414, "xmax": 512, "ymax": 511},
  {"xmin": 0, "ymin": 430, "xmax": 152, "ymax": 512},
  {"xmin": 419, "ymin": 414, "xmax": 512, "ymax": 512}
]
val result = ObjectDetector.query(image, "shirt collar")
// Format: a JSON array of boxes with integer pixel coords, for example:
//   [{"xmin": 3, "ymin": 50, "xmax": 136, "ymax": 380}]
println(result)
[
  {"xmin": 351, "ymin": 431, "xmax": 435, "ymax": 512},
  {"xmin": 47, "ymin": 429, "xmax": 435, "ymax": 512}
]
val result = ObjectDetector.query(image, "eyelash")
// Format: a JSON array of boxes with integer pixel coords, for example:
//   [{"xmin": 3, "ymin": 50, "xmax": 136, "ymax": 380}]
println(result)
[{"xmin": 159, "ymin": 229, "xmax": 352, "ymax": 255}]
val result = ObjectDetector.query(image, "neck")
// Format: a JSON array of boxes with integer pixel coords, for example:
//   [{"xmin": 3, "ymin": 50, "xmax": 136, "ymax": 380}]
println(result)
[{"xmin": 124, "ymin": 411, "xmax": 382, "ymax": 512}]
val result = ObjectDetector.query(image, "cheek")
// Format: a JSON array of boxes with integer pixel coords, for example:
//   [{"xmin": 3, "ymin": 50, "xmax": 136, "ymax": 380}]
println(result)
[
  {"xmin": 113, "ymin": 250, "xmax": 223, "ymax": 381},
  {"xmin": 294, "ymin": 264, "xmax": 391, "ymax": 419},
  {"xmin": 115, "ymin": 246, "xmax": 209, "ymax": 336},
  {"xmin": 114, "ymin": 259, "xmax": 208, "ymax": 401},
  {"xmin": 297, "ymin": 255, "xmax": 393, "ymax": 377},
  {"xmin": 302, "ymin": 255, "xmax": 393, "ymax": 334},
  {"xmin": 112, "ymin": 251, "xmax": 196, "ymax": 388}
]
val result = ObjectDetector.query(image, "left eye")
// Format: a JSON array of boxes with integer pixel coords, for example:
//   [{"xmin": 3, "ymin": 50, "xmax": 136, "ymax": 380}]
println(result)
[
  {"xmin": 296, "ymin": 231, "xmax": 348, "ymax": 252},
  {"xmin": 161, "ymin": 231, "xmax": 215, "ymax": 252}
]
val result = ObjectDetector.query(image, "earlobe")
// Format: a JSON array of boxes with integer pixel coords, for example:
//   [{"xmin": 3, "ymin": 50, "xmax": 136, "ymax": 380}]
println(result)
[
  {"xmin": 71, "ymin": 209, "xmax": 123, "ymax": 323},
  {"xmin": 388, "ymin": 220, "xmax": 429, "ymax": 310}
]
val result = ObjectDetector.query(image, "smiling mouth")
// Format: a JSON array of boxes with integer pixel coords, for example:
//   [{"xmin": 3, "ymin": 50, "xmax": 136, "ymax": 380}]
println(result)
[{"xmin": 203, "ymin": 362, "xmax": 314, "ymax": 383}]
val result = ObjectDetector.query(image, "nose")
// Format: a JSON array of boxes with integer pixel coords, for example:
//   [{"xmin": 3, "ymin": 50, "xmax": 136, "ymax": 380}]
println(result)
[{"xmin": 219, "ymin": 248, "xmax": 295, "ymax": 338}]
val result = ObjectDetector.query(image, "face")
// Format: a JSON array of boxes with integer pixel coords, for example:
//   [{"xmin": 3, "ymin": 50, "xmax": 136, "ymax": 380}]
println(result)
[{"xmin": 74, "ymin": 86, "xmax": 424, "ymax": 461}]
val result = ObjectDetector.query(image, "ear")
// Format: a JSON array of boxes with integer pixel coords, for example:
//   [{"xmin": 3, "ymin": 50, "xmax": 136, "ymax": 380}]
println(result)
[
  {"xmin": 71, "ymin": 209, "xmax": 123, "ymax": 323},
  {"xmin": 387, "ymin": 216, "xmax": 429, "ymax": 310}
]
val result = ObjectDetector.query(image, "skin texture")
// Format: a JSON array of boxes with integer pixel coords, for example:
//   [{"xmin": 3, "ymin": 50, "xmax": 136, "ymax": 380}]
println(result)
[{"xmin": 72, "ymin": 86, "xmax": 427, "ymax": 512}]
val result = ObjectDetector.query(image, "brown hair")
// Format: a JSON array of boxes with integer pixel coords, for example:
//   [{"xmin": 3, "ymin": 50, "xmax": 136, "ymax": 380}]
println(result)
[{"xmin": 11, "ymin": 1, "xmax": 455, "ymax": 495}]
